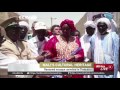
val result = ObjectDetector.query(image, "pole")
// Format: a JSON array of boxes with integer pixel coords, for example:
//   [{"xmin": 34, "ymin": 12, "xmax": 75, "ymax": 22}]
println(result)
[
  {"xmin": 51, "ymin": 17, "xmax": 52, "ymax": 27},
  {"xmin": 50, "ymin": 17, "xmax": 57, "ymax": 27}
]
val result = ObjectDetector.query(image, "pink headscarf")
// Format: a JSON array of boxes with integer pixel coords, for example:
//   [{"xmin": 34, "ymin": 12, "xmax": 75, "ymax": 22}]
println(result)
[{"xmin": 60, "ymin": 19, "xmax": 76, "ymax": 32}]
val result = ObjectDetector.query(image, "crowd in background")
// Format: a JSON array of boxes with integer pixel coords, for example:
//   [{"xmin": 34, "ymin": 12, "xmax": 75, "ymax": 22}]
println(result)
[{"xmin": 0, "ymin": 12, "xmax": 120, "ymax": 78}]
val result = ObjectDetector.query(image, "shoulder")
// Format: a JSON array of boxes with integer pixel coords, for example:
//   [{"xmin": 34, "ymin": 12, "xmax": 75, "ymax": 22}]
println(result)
[
  {"xmin": 89, "ymin": 34, "xmax": 96, "ymax": 42},
  {"xmin": 0, "ymin": 39, "xmax": 11, "ymax": 47},
  {"xmin": 110, "ymin": 32, "xmax": 119, "ymax": 39},
  {"xmin": 49, "ymin": 35, "xmax": 58, "ymax": 42},
  {"xmin": 74, "ymin": 36, "xmax": 80, "ymax": 41},
  {"xmin": 110, "ymin": 32, "xmax": 119, "ymax": 43}
]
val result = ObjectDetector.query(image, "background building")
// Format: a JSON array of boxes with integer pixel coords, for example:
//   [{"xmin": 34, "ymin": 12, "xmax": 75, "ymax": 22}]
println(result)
[
  {"xmin": 113, "ymin": 12, "xmax": 120, "ymax": 33},
  {"xmin": 75, "ymin": 13, "xmax": 87, "ymax": 36}
]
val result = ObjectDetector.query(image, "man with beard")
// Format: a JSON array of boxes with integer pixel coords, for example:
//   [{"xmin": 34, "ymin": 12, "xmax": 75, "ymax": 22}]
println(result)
[{"xmin": 90, "ymin": 18, "xmax": 119, "ymax": 78}]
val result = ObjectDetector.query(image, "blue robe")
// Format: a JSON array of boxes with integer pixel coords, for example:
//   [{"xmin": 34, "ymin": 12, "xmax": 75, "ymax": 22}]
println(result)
[{"xmin": 90, "ymin": 32, "xmax": 119, "ymax": 78}]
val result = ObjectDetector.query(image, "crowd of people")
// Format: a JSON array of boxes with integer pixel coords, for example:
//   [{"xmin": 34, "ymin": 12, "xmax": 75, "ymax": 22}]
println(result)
[{"xmin": 0, "ymin": 12, "xmax": 120, "ymax": 78}]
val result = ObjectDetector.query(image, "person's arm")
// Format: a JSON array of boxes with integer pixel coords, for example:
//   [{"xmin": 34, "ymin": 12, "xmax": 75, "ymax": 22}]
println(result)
[
  {"xmin": 112, "ymin": 33, "xmax": 119, "ymax": 78},
  {"xmin": 67, "ymin": 37, "xmax": 84, "ymax": 62},
  {"xmin": 43, "ymin": 36, "xmax": 58, "ymax": 61}
]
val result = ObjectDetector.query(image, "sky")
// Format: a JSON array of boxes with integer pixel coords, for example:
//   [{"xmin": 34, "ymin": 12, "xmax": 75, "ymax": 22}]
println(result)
[{"xmin": 16, "ymin": 12, "xmax": 86, "ymax": 29}]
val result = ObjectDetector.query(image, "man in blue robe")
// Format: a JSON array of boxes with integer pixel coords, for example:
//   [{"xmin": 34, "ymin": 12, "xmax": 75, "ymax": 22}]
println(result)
[{"xmin": 90, "ymin": 18, "xmax": 119, "ymax": 78}]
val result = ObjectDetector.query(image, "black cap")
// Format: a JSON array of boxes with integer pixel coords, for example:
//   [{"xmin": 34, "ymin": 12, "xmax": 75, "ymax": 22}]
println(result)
[{"xmin": 5, "ymin": 22, "xmax": 21, "ymax": 31}]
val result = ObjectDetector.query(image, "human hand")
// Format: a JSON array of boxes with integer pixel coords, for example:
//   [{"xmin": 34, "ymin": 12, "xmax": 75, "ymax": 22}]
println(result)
[
  {"xmin": 51, "ymin": 57, "xmax": 62, "ymax": 62},
  {"xmin": 36, "ymin": 55, "xmax": 45, "ymax": 62},
  {"xmin": 66, "ymin": 55, "xmax": 75, "ymax": 62}
]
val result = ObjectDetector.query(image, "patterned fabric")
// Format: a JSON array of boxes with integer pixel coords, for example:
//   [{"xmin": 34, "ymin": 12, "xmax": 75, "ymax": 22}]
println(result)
[
  {"xmin": 56, "ymin": 35, "xmax": 79, "ymax": 59},
  {"xmin": 44, "ymin": 35, "xmax": 84, "ymax": 61}
]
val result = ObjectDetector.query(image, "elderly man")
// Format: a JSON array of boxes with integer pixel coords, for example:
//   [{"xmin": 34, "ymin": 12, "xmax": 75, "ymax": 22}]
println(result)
[
  {"xmin": 27, "ymin": 22, "xmax": 48, "ymax": 58},
  {"xmin": 0, "ymin": 26, "xmax": 17, "ymax": 78},
  {"xmin": 0, "ymin": 18, "xmax": 48, "ymax": 78},
  {"xmin": 0, "ymin": 18, "xmax": 44, "ymax": 61},
  {"xmin": 90, "ymin": 18, "xmax": 119, "ymax": 78},
  {"xmin": 87, "ymin": 12, "xmax": 118, "ymax": 33}
]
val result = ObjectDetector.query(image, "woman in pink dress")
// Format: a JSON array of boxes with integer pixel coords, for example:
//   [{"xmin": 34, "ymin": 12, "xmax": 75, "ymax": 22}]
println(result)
[{"xmin": 43, "ymin": 19, "xmax": 84, "ymax": 78}]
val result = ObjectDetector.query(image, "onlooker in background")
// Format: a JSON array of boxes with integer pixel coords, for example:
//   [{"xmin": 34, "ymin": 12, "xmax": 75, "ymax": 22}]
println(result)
[
  {"xmin": 51, "ymin": 25, "xmax": 61, "ymax": 35},
  {"xmin": 80, "ymin": 21, "xmax": 96, "ymax": 62},
  {"xmin": 19, "ymin": 21, "xmax": 29, "ymax": 41},
  {"xmin": 73, "ymin": 30, "xmax": 81, "ymax": 38},
  {"xmin": 45, "ymin": 25, "xmax": 61, "ymax": 41},
  {"xmin": 80, "ymin": 21, "xmax": 96, "ymax": 78}
]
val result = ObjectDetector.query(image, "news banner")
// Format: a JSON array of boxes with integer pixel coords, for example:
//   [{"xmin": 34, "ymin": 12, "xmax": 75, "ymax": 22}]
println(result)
[{"xmin": 8, "ymin": 60, "xmax": 114, "ymax": 75}]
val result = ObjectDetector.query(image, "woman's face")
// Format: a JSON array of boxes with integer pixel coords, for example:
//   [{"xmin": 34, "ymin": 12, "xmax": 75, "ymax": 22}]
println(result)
[
  {"xmin": 74, "ymin": 32, "xmax": 80, "ymax": 38},
  {"xmin": 61, "ymin": 24, "xmax": 71, "ymax": 37}
]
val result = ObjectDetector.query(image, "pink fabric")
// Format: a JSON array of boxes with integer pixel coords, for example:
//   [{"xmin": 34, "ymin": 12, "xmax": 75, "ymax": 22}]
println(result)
[
  {"xmin": 44, "ymin": 36, "xmax": 84, "ymax": 61},
  {"xmin": 75, "ymin": 36, "xmax": 84, "ymax": 61},
  {"xmin": 60, "ymin": 19, "xmax": 76, "ymax": 32}
]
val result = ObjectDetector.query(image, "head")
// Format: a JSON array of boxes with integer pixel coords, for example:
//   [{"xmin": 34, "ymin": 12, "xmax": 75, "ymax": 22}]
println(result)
[
  {"xmin": 19, "ymin": 21, "xmax": 29, "ymax": 40},
  {"xmin": 34, "ymin": 22, "xmax": 47, "ymax": 41},
  {"xmin": 96, "ymin": 18, "xmax": 111, "ymax": 35},
  {"xmin": 60, "ymin": 19, "xmax": 76, "ymax": 38},
  {"xmin": 51, "ymin": 25, "xmax": 61, "ymax": 35},
  {"xmin": 84, "ymin": 21, "xmax": 96, "ymax": 36},
  {"xmin": 73, "ymin": 30, "xmax": 80, "ymax": 38},
  {"xmin": 5, "ymin": 23, "xmax": 21, "ymax": 42}
]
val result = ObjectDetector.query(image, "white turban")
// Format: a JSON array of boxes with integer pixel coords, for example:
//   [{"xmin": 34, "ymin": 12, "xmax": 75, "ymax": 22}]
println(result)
[
  {"xmin": 96, "ymin": 17, "xmax": 111, "ymax": 30},
  {"xmin": 84, "ymin": 21, "xmax": 96, "ymax": 29},
  {"xmin": 19, "ymin": 21, "xmax": 29, "ymax": 30}
]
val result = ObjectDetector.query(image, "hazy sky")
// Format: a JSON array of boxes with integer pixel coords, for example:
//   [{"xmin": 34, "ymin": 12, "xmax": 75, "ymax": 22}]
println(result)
[{"xmin": 17, "ymin": 12, "xmax": 86, "ymax": 28}]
